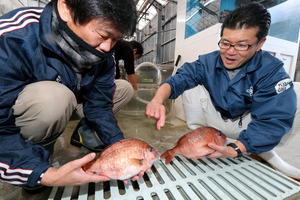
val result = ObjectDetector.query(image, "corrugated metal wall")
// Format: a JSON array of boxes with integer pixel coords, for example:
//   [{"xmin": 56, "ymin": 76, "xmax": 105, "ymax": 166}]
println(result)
[
  {"xmin": 18, "ymin": 0, "xmax": 48, "ymax": 7},
  {"xmin": 137, "ymin": 1, "xmax": 177, "ymax": 65},
  {"xmin": 0, "ymin": 0, "xmax": 23, "ymax": 15}
]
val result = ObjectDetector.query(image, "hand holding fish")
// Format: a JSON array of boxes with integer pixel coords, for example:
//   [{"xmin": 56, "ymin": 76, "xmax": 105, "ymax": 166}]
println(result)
[
  {"xmin": 123, "ymin": 168, "xmax": 151, "ymax": 184},
  {"xmin": 41, "ymin": 153, "xmax": 110, "ymax": 186},
  {"xmin": 205, "ymin": 140, "xmax": 247, "ymax": 159}
]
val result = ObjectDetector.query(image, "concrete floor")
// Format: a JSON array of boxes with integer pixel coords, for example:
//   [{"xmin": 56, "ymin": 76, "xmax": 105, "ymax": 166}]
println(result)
[{"xmin": 0, "ymin": 110, "xmax": 300, "ymax": 200}]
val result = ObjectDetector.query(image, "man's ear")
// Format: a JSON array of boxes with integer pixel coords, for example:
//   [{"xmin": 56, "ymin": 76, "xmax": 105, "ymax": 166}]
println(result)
[
  {"xmin": 57, "ymin": 0, "xmax": 71, "ymax": 22},
  {"xmin": 133, "ymin": 48, "xmax": 137, "ymax": 54},
  {"xmin": 256, "ymin": 38, "xmax": 266, "ymax": 52}
]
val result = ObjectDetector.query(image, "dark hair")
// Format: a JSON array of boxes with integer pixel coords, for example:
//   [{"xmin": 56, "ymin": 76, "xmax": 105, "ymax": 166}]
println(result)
[
  {"xmin": 51, "ymin": 0, "xmax": 137, "ymax": 36},
  {"xmin": 129, "ymin": 41, "xmax": 143, "ymax": 55},
  {"xmin": 221, "ymin": 2, "xmax": 271, "ymax": 42}
]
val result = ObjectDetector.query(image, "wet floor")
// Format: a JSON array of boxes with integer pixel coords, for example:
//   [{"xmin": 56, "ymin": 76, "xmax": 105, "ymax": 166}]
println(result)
[{"xmin": 0, "ymin": 110, "xmax": 300, "ymax": 200}]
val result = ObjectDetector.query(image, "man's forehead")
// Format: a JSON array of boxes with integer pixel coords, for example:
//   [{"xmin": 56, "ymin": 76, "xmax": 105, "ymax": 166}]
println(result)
[
  {"xmin": 93, "ymin": 19, "xmax": 123, "ymax": 38},
  {"xmin": 222, "ymin": 28, "xmax": 258, "ymax": 38}
]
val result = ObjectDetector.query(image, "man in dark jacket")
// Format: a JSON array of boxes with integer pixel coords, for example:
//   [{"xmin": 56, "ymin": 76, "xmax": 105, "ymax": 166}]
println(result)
[
  {"xmin": 69, "ymin": 39, "xmax": 143, "ymax": 153},
  {"xmin": 146, "ymin": 2, "xmax": 300, "ymax": 179},
  {"xmin": 0, "ymin": 0, "xmax": 146, "ymax": 189}
]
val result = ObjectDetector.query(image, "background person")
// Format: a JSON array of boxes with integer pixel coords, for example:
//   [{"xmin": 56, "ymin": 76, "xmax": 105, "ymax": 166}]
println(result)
[
  {"xmin": 0, "ymin": 0, "xmax": 146, "ymax": 191},
  {"xmin": 145, "ymin": 2, "xmax": 300, "ymax": 180},
  {"xmin": 115, "ymin": 39, "xmax": 144, "ymax": 91}
]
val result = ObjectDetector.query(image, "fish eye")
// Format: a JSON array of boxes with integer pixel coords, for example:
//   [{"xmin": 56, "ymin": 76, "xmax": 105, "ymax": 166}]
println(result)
[
  {"xmin": 148, "ymin": 146, "xmax": 153, "ymax": 152},
  {"xmin": 217, "ymin": 131, "xmax": 221, "ymax": 136}
]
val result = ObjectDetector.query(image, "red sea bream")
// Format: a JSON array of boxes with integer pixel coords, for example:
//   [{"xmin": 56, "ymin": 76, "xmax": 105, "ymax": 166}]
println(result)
[
  {"xmin": 161, "ymin": 127, "xmax": 227, "ymax": 164},
  {"xmin": 83, "ymin": 138, "xmax": 159, "ymax": 180}
]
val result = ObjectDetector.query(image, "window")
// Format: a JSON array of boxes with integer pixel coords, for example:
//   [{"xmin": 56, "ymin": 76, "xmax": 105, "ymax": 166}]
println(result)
[{"xmin": 185, "ymin": 0, "xmax": 220, "ymax": 39}]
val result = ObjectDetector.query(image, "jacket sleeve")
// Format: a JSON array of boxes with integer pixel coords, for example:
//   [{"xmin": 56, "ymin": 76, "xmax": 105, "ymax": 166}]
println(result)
[
  {"xmin": 237, "ymin": 69, "xmax": 296, "ymax": 154},
  {"xmin": 82, "ymin": 58, "xmax": 124, "ymax": 145},
  {"xmin": 0, "ymin": 25, "xmax": 52, "ymax": 187},
  {"xmin": 0, "ymin": 62, "xmax": 52, "ymax": 187},
  {"xmin": 0, "ymin": 134, "xmax": 52, "ymax": 187},
  {"xmin": 163, "ymin": 57, "xmax": 205, "ymax": 99}
]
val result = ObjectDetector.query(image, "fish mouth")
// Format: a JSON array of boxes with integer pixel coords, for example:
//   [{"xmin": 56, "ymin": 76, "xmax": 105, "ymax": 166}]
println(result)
[
  {"xmin": 146, "ymin": 157, "xmax": 159, "ymax": 167},
  {"xmin": 146, "ymin": 150, "xmax": 159, "ymax": 166},
  {"xmin": 153, "ymin": 151, "xmax": 159, "ymax": 158}
]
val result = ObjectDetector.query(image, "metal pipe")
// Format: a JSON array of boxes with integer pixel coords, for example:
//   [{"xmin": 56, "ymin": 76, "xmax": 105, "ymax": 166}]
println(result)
[{"xmin": 138, "ymin": 0, "xmax": 151, "ymax": 16}]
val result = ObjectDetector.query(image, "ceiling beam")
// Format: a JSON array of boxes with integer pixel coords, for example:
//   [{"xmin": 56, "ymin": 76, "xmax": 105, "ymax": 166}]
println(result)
[{"xmin": 138, "ymin": 0, "xmax": 151, "ymax": 15}]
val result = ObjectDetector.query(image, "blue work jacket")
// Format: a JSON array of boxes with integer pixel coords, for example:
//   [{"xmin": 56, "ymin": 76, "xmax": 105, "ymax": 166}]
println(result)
[
  {"xmin": 0, "ymin": 3, "xmax": 123, "ymax": 187},
  {"xmin": 165, "ymin": 50, "xmax": 296, "ymax": 154}
]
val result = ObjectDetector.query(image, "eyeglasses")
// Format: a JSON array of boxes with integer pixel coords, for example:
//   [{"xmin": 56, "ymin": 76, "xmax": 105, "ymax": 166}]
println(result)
[{"xmin": 218, "ymin": 40, "xmax": 259, "ymax": 51}]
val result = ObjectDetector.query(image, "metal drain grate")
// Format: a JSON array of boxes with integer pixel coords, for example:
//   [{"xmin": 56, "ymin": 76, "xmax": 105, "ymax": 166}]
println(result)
[{"xmin": 48, "ymin": 155, "xmax": 300, "ymax": 200}]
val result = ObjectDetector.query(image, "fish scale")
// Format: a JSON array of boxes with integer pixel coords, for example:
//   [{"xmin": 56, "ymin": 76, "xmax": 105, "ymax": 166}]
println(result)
[{"xmin": 48, "ymin": 155, "xmax": 300, "ymax": 200}]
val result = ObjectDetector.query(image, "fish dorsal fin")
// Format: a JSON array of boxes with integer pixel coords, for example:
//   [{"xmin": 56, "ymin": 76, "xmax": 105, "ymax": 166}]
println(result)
[{"xmin": 174, "ymin": 141, "xmax": 178, "ymax": 146}]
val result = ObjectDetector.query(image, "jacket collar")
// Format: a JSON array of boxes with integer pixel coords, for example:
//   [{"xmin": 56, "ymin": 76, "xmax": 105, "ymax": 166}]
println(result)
[{"xmin": 39, "ymin": 3, "xmax": 63, "ymax": 57}]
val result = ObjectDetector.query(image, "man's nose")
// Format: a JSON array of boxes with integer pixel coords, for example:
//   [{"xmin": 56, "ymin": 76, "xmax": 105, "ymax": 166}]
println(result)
[
  {"xmin": 97, "ymin": 39, "xmax": 115, "ymax": 52},
  {"xmin": 227, "ymin": 45, "xmax": 238, "ymax": 54}
]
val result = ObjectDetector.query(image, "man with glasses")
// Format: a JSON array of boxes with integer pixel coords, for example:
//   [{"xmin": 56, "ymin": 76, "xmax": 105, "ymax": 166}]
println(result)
[{"xmin": 146, "ymin": 2, "xmax": 300, "ymax": 179}]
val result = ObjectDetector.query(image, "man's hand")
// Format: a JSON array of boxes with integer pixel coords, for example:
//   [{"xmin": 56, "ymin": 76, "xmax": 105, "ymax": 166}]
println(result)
[
  {"xmin": 41, "ymin": 153, "xmax": 109, "ymax": 186},
  {"xmin": 202, "ymin": 143, "xmax": 238, "ymax": 158},
  {"xmin": 145, "ymin": 102, "xmax": 165, "ymax": 130},
  {"xmin": 123, "ymin": 168, "xmax": 151, "ymax": 184},
  {"xmin": 204, "ymin": 141, "xmax": 247, "ymax": 159},
  {"xmin": 145, "ymin": 83, "xmax": 171, "ymax": 130},
  {"xmin": 127, "ymin": 74, "xmax": 138, "ymax": 90}
]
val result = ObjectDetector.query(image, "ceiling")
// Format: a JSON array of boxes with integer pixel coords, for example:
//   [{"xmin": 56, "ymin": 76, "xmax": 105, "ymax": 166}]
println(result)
[
  {"xmin": 18, "ymin": 0, "xmax": 171, "ymax": 31},
  {"xmin": 135, "ymin": 0, "xmax": 170, "ymax": 30}
]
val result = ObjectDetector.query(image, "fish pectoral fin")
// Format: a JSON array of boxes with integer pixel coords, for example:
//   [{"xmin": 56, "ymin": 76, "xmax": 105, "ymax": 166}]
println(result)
[
  {"xmin": 86, "ymin": 170, "xmax": 103, "ymax": 175},
  {"xmin": 205, "ymin": 143, "xmax": 216, "ymax": 149},
  {"xmin": 192, "ymin": 150, "xmax": 216, "ymax": 160},
  {"xmin": 199, "ymin": 144, "xmax": 211, "ymax": 151},
  {"xmin": 205, "ymin": 150, "xmax": 216, "ymax": 157},
  {"xmin": 131, "ymin": 158, "xmax": 145, "ymax": 166}
]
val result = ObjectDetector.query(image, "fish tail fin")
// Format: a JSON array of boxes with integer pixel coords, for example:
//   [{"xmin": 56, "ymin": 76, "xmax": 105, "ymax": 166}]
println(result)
[{"xmin": 160, "ymin": 150, "xmax": 174, "ymax": 164}]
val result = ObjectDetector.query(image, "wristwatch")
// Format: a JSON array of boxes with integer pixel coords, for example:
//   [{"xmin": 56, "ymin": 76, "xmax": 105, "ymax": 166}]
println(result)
[{"xmin": 227, "ymin": 143, "xmax": 243, "ymax": 158}]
